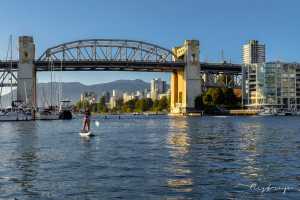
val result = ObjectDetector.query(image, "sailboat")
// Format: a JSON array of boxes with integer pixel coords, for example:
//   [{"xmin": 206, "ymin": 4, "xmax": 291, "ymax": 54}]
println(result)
[
  {"xmin": 0, "ymin": 35, "xmax": 32, "ymax": 121},
  {"xmin": 36, "ymin": 60, "xmax": 59, "ymax": 120},
  {"xmin": 58, "ymin": 60, "xmax": 73, "ymax": 120}
]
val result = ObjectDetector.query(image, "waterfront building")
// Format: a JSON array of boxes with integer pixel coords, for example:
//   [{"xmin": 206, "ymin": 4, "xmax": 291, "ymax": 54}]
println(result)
[
  {"xmin": 242, "ymin": 40, "xmax": 265, "ymax": 64},
  {"xmin": 150, "ymin": 78, "xmax": 167, "ymax": 100},
  {"xmin": 109, "ymin": 96, "xmax": 117, "ymax": 109},
  {"xmin": 101, "ymin": 91, "xmax": 110, "ymax": 103},
  {"xmin": 109, "ymin": 89, "xmax": 122, "ymax": 108},
  {"xmin": 80, "ymin": 92, "xmax": 97, "ymax": 104},
  {"xmin": 242, "ymin": 62, "xmax": 300, "ymax": 111},
  {"xmin": 146, "ymin": 92, "xmax": 151, "ymax": 99},
  {"xmin": 112, "ymin": 89, "xmax": 121, "ymax": 98},
  {"xmin": 123, "ymin": 92, "xmax": 134, "ymax": 103},
  {"xmin": 136, "ymin": 90, "xmax": 143, "ymax": 99},
  {"xmin": 158, "ymin": 93, "xmax": 170, "ymax": 100},
  {"xmin": 158, "ymin": 89, "xmax": 171, "ymax": 100}
]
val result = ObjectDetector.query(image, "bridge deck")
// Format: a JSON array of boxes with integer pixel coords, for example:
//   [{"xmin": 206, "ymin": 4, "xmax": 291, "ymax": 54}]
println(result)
[
  {"xmin": 35, "ymin": 60, "xmax": 185, "ymax": 72},
  {"xmin": 0, "ymin": 60, "xmax": 242, "ymax": 73},
  {"xmin": 200, "ymin": 62, "xmax": 242, "ymax": 74}
]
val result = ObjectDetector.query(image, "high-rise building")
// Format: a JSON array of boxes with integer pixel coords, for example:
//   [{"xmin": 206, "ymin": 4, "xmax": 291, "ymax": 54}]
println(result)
[
  {"xmin": 101, "ymin": 91, "xmax": 110, "ymax": 103},
  {"xmin": 150, "ymin": 78, "xmax": 167, "ymax": 100},
  {"xmin": 242, "ymin": 40, "xmax": 265, "ymax": 64},
  {"xmin": 80, "ymin": 92, "xmax": 97, "ymax": 104},
  {"xmin": 112, "ymin": 89, "xmax": 121, "ymax": 98}
]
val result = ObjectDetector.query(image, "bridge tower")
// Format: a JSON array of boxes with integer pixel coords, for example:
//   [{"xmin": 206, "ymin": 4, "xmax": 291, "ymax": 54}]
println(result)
[
  {"xmin": 17, "ymin": 36, "xmax": 36, "ymax": 110},
  {"xmin": 171, "ymin": 40, "xmax": 202, "ymax": 114}
]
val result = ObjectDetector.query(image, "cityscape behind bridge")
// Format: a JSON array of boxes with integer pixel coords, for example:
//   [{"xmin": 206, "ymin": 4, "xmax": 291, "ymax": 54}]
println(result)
[{"xmin": 0, "ymin": 36, "xmax": 242, "ymax": 116}]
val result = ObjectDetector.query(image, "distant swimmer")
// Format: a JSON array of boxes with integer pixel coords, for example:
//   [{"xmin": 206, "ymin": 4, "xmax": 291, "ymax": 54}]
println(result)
[{"xmin": 82, "ymin": 108, "xmax": 91, "ymax": 133}]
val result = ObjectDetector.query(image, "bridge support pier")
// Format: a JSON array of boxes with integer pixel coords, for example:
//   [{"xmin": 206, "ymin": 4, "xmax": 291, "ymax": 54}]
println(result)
[
  {"xmin": 171, "ymin": 40, "xmax": 202, "ymax": 114},
  {"xmin": 17, "ymin": 36, "xmax": 36, "ymax": 113}
]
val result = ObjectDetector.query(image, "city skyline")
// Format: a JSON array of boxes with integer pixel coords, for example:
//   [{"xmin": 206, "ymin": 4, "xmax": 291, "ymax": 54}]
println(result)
[{"xmin": 1, "ymin": 0, "xmax": 300, "ymax": 85}]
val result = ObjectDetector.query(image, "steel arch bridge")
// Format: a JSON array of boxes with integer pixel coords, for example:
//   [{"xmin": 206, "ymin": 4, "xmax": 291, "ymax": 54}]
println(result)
[
  {"xmin": 0, "ymin": 36, "xmax": 244, "ymax": 114},
  {"xmin": 36, "ymin": 39, "xmax": 185, "ymax": 72}
]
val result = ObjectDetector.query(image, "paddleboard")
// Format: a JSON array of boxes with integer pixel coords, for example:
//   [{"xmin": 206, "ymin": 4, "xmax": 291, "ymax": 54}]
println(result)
[{"xmin": 79, "ymin": 131, "xmax": 94, "ymax": 137}]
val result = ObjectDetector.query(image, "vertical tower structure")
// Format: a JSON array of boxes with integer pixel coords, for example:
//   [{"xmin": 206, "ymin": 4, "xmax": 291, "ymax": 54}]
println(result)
[
  {"xmin": 171, "ymin": 40, "xmax": 202, "ymax": 114},
  {"xmin": 17, "ymin": 36, "xmax": 36, "ymax": 109}
]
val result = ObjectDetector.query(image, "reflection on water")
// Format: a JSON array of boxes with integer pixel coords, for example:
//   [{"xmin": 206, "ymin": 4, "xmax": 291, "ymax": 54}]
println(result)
[
  {"xmin": 166, "ymin": 118, "xmax": 193, "ymax": 196},
  {"xmin": 1, "ymin": 122, "xmax": 39, "ymax": 199},
  {"xmin": 238, "ymin": 123, "xmax": 262, "ymax": 180},
  {"xmin": 1, "ymin": 116, "xmax": 300, "ymax": 199},
  {"xmin": 167, "ymin": 119, "xmax": 190, "ymax": 157}
]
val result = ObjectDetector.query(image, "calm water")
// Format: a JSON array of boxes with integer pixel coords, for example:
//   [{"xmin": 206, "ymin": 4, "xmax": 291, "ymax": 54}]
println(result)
[{"xmin": 1, "ymin": 116, "xmax": 300, "ymax": 199}]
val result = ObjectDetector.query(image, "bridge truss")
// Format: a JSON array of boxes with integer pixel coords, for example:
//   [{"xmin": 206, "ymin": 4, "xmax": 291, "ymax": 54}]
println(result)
[
  {"xmin": 36, "ymin": 39, "xmax": 183, "ymax": 72},
  {"xmin": 200, "ymin": 62, "xmax": 242, "ymax": 89},
  {"xmin": 0, "ymin": 62, "xmax": 18, "ymax": 107},
  {"xmin": 201, "ymin": 72, "xmax": 242, "ymax": 89}
]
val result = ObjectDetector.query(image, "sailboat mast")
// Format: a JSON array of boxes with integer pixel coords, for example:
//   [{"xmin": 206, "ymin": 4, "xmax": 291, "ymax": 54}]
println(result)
[
  {"xmin": 60, "ymin": 60, "xmax": 63, "ymax": 102},
  {"xmin": 50, "ymin": 60, "xmax": 53, "ymax": 108},
  {"xmin": 9, "ymin": 35, "xmax": 13, "ymax": 102}
]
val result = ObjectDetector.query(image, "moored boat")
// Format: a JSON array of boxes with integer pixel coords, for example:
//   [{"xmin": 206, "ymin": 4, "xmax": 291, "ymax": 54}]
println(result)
[
  {"xmin": 0, "ymin": 103, "xmax": 32, "ymax": 121},
  {"xmin": 36, "ymin": 106, "xmax": 59, "ymax": 120},
  {"xmin": 58, "ymin": 100, "xmax": 73, "ymax": 120}
]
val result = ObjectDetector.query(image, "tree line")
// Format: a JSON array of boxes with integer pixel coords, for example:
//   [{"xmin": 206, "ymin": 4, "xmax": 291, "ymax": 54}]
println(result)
[
  {"xmin": 75, "ymin": 87, "xmax": 240, "ymax": 114},
  {"xmin": 195, "ymin": 88, "xmax": 241, "ymax": 113},
  {"xmin": 75, "ymin": 96, "xmax": 170, "ymax": 113}
]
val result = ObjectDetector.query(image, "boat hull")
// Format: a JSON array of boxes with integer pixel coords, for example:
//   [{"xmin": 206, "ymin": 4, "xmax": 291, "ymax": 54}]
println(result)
[{"xmin": 59, "ymin": 110, "xmax": 72, "ymax": 120}]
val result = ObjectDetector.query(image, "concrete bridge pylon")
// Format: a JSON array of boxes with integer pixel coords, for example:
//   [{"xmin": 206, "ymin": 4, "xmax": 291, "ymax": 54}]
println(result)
[
  {"xmin": 171, "ymin": 40, "xmax": 202, "ymax": 114},
  {"xmin": 17, "ymin": 36, "xmax": 36, "ymax": 110}
]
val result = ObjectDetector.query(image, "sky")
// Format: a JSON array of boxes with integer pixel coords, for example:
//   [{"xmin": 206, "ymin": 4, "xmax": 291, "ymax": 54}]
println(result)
[{"xmin": 1, "ymin": 0, "xmax": 300, "ymax": 85}]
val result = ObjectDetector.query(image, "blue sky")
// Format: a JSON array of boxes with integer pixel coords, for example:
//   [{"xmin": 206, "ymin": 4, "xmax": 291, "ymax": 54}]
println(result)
[{"xmin": 1, "ymin": 0, "xmax": 300, "ymax": 84}]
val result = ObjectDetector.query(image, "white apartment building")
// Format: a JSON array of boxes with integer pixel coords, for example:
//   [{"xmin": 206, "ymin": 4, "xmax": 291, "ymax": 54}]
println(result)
[
  {"xmin": 150, "ymin": 78, "xmax": 167, "ymax": 100},
  {"xmin": 242, "ymin": 40, "xmax": 265, "ymax": 64}
]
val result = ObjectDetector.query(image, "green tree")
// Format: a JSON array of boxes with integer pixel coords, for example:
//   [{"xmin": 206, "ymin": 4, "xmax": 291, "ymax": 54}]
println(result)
[
  {"xmin": 144, "ymin": 98, "xmax": 154, "ymax": 111},
  {"xmin": 75, "ymin": 101, "xmax": 82, "ymax": 110},
  {"xmin": 115, "ymin": 98, "xmax": 124, "ymax": 111},
  {"xmin": 152, "ymin": 99, "xmax": 160, "ymax": 111},
  {"xmin": 217, "ymin": 74, "xmax": 232, "ymax": 86},
  {"xmin": 158, "ymin": 96, "xmax": 169, "ymax": 111},
  {"xmin": 75, "ymin": 100, "xmax": 90, "ymax": 111},
  {"xmin": 97, "ymin": 96, "xmax": 108, "ymax": 113},
  {"xmin": 211, "ymin": 88, "xmax": 224, "ymax": 105},
  {"xmin": 203, "ymin": 93, "xmax": 213, "ymax": 105},
  {"xmin": 194, "ymin": 95, "xmax": 203, "ymax": 110},
  {"xmin": 135, "ymin": 99, "xmax": 148, "ymax": 112},
  {"xmin": 91, "ymin": 103, "xmax": 97, "ymax": 113},
  {"xmin": 123, "ymin": 99, "xmax": 137, "ymax": 113},
  {"xmin": 222, "ymin": 88, "xmax": 237, "ymax": 106}
]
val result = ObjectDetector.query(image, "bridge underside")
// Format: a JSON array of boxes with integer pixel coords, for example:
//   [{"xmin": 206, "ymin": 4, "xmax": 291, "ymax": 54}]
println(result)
[
  {"xmin": 0, "ymin": 61, "xmax": 241, "ymax": 73},
  {"xmin": 0, "ymin": 60, "xmax": 242, "ymax": 90},
  {"xmin": 35, "ymin": 60, "xmax": 185, "ymax": 72}
]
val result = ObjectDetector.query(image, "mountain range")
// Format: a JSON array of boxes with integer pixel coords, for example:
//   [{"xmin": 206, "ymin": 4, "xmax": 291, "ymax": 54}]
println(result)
[{"xmin": 1, "ymin": 79, "xmax": 150, "ymax": 107}]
